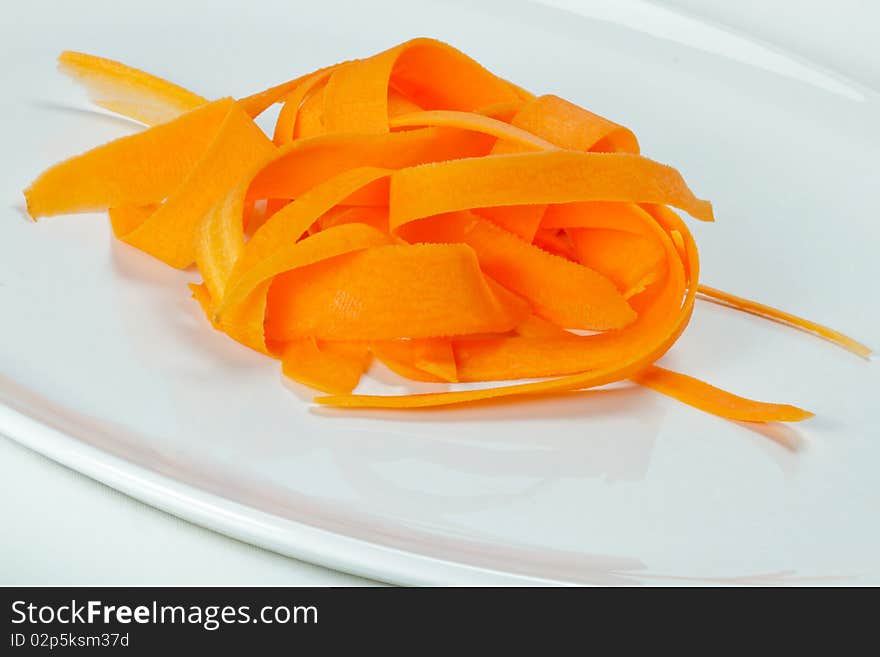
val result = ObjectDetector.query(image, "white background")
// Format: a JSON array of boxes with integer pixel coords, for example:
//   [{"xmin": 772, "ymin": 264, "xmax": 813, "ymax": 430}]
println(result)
[{"xmin": 1, "ymin": 0, "xmax": 876, "ymax": 585}]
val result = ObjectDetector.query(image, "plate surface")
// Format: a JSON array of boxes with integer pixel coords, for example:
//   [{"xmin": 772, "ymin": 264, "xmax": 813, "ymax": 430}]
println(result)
[{"xmin": 2, "ymin": 0, "xmax": 878, "ymax": 585}]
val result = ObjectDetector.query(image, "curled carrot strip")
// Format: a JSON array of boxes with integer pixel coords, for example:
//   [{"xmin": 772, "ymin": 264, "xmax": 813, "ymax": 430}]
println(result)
[
  {"xmin": 121, "ymin": 102, "xmax": 275, "ymax": 268},
  {"xmin": 387, "ymin": 150, "xmax": 715, "ymax": 234},
  {"xmin": 389, "ymin": 110, "xmax": 556, "ymax": 151},
  {"xmin": 281, "ymin": 338, "xmax": 370, "ymax": 394},
  {"xmin": 27, "ymin": 38, "xmax": 866, "ymax": 428},
  {"xmin": 498, "ymin": 94, "xmax": 639, "ymax": 154},
  {"xmin": 697, "ymin": 284, "xmax": 871, "ymax": 358},
  {"xmin": 219, "ymin": 223, "xmax": 392, "ymax": 352},
  {"xmin": 58, "ymin": 51, "xmax": 207, "ymax": 125},
  {"xmin": 25, "ymin": 98, "xmax": 236, "ymax": 217},
  {"xmin": 633, "ymin": 366, "xmax": 814, "ymax": 423},
  {"xmin": 568, "ymin": 228, "xmax": 666, "ymax": 298},
  {"xmin": 265, "ymin": 242, "xmax": 523, "ymax": 341},
  {"xmin": 370, "ymin": 339, "xmax": 458, "ymax": 383},
  {"xmin": 272, "ymin": 70, "xmax": 336, "ymax": 145}
]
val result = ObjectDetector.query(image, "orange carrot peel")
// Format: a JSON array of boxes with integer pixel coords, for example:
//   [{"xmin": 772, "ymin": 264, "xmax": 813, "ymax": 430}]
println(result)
[{"xmin": 24, "ymin": 39, "xmax": 871, "ymax": 426}]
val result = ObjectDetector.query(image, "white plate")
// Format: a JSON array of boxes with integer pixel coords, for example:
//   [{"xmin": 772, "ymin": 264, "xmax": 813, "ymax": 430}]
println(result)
[{"xmin": 1, "ymin": 0, "xmax": 878, "ymax": 585}]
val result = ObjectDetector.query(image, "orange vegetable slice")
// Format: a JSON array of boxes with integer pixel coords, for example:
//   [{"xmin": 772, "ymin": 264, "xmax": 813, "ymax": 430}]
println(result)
[
  {"xmin": 219, "ymin": 223, "xmax": 392, "ymax": 353},
  {"xmin": 498, "ymin": 94, "xmax": 639, "ymax": 154},
  {"xmin": 265, "ymin": 243, "xmax": 523, "ymax": 341},
  {"xmin": 272, "ymin": 70, "xmax": 336, "ymax": 145},
  {"xmin": 371, "ymin": 339, "xmax": 458, "ymax": 383},
  {"xmin": 633, "ymin": 366, "xmax": 814, "ymax": 423},
  {"xmin": 281, "ymin": 338, "xmax": 370, "ymax": 394},
  {"xmin": 568, "ymin": 229, "xmax": 666, "ymax": 298},
  {"xmin": 25, "ymin": 98, "xmax": 235, "ymax": 218},
  {"xmin": 248, "ymin": 128, "xmax": 492, "ymax": 202},
  {"xmin": 512, "ymin": 313, "xmax": 815, "ymax": 421},
  {"xmin": 58, "ymin": 51, "xmax": 207, "ymax": 125},
  {"xmin": 388, "ymin": 151, "xmax": 714, "ymax": 236},
  {"xmin": 121, "ymin": 102, "xmax": 275, "ymax": 268},
  {"xmin": 697, "ymin": 284, "xmax": 871, "ymax": 358}
]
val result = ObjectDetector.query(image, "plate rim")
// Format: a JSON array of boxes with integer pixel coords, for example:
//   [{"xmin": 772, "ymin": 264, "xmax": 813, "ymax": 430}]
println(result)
[{"xmin": 0, "ymin": 396, "xmax": 594, "ymax": 586}]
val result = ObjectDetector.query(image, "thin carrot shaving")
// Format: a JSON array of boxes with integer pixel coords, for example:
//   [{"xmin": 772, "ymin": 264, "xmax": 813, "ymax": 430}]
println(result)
[
  {"xmin": 371, "ymin": 339, "xmax": 459, "ymax": 383},
  {"xmin": 281, "ymin": 338, "xmax": 370, "ymax": 394},
  {"xmin": 633, "ymin": 366, "xmax": 814, "ymax": 423},
  {"xmin": 697, "ymin": 284, "xmax": 871, "ymax": 358},
  {"xmin": 58, "ymin": 51, "xmax": 207, "ymax": 126},
  {"xmin": 25, "ymin": 38, "xmax": 869, "ymax": 428}
]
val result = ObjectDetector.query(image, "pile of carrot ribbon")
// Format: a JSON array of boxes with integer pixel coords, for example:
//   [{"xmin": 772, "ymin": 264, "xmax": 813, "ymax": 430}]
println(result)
[{"xmin": 24, "ymin": 38, "xmax": 870, "ymax": 422}]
